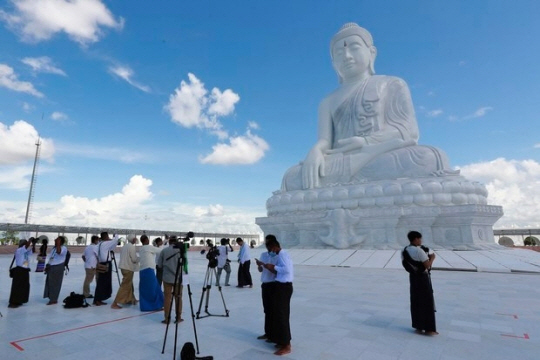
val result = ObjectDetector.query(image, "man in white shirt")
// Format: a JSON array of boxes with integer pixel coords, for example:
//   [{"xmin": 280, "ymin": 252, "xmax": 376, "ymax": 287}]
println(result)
[
  {"xmin": 8, "ymin": 239, "xmax": 36, "ymax": 308},
  {"xmin": 255, "ymin": 243, "xmax": 278, "ymax": 342},
  {"xmin": 82, "ymin": 235, "xmax": 99, "ymax": 299},
  {"xmin": 43, "ymin": 236, "xmax": 68, "ymax": 305},
  {"xmin": 111, "ymin": 234, "xmax": 139, "ymax": 309},
  {"xmin": 262, "ymin": 234, "xmax": 294, "ymax": 356},
  {"xmin": 402, "ymin": 231, "xmax": 437, "ymax": 335},
  {"xmin": 236, "ymin": 238, "xmax": 253, "ymax": 288},
  {"xmin": 93, "ymin": 232, "xmax": 119, "ymax": 306},
  {"xmin": 138, "ymin": 234, "xmax": 164, "ymax": 311}
]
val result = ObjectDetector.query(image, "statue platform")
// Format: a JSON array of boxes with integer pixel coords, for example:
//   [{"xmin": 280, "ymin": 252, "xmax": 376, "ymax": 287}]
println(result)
[{"xmin": 256, "ymin": 176, "xmax": 503, "ymax": 250}]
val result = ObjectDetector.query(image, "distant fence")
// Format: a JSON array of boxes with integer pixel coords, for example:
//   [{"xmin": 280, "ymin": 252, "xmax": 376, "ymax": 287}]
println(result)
[{"xmin": 0, "ymin": 222, "xmax": 260, "ymax": 247}]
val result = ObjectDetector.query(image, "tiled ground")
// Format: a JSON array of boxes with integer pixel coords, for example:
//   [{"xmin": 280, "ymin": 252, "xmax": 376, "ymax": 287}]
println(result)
[{"xmin": 1, "ymin": 249, "xmax": 539, "ymax": 360}]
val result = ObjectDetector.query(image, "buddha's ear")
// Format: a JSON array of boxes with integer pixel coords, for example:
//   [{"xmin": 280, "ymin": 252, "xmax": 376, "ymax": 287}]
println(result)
[{"xmin": 369, "ymin": 46, "xmax": 377, "ymax": 75}]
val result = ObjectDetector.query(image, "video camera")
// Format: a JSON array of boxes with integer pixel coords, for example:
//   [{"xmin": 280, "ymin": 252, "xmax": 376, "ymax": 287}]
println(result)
[
  {"xmin": 171, "ymin": 231, "xmax": 194, "ymax": 256},
  {"xmin": 204, "ymin": 239, "xmax": 220, "ymax": 269}
]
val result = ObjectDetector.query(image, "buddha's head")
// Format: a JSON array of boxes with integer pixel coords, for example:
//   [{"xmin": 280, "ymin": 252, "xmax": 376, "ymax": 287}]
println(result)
[{"xmin": 330, "ymin": 23, "xmax": 377, "ymax": 83}]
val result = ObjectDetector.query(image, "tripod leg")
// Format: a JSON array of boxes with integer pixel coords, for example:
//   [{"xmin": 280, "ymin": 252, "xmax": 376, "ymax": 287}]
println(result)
[
  {"xmin": 196, "ymin": 267, "xmax": 210, "ymax": 318},
  {"xmin": 186, "ymin": 284, "xmax": 200, "ymax": 354},
  {"xmin": 161, "ymin": 283, "xmax": 175, "ymax": 354}
]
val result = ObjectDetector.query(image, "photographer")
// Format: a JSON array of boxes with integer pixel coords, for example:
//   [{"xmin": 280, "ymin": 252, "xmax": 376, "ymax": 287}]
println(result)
[
  {"xmin": 8, "ymin": 238, "xmax": 36, "ymax": 308},
  {"xmin": 158, "ymin": 236, "xmax": 186, "ymax": 324},
  {"xmin": 236, "ymin": 238, "xmax": 253, "ymax": 288},
  {"xmin": 402, "ymin": 231, "xmax": 437, "ymax": 335},
  {"xmin": 215, "ymin": 238, "xmax": 233, "ymax": 287},
  {"xmin": 93, "ymin": 232, "xmax": 119, "ymax": 306}
]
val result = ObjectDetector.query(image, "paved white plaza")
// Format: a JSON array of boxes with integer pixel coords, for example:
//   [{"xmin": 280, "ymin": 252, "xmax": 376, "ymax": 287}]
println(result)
[{"xmin": 1, "ymin": 249, "xmax": 539, "ymax": 360}]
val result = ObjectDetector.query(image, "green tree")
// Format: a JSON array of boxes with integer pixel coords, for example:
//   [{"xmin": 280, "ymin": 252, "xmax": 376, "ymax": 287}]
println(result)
[
  {"xmin": 524, "ymin": 236, "xmax": 539, "ymax": 246},
  {"xmin": 0, "ymin": 229, "xmax": 19, "ymax": 245}
]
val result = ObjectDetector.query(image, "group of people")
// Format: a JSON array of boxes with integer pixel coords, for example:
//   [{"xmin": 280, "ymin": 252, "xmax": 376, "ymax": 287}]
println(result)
[{"xmin": 8, "ymin": 235, "xmax": 70, "ymax": 307}]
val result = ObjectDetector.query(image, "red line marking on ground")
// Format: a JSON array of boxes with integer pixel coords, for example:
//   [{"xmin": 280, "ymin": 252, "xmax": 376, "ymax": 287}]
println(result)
[
  {"xmin": 501, "ymin": 333, "xmax": 529, "ymax": 339},
  {"xmin": 9, "ymin": 310, "xmax": 160, "ymax": 351},
  {"xmin": 496, "ymin": 313, "xmax": 518, "ymax": 319}
]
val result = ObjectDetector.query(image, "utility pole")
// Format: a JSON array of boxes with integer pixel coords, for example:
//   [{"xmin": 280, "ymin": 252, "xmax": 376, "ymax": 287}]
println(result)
[{"xmin": 25, "ymin": 137, "xmax": 41, "ymax": 224}]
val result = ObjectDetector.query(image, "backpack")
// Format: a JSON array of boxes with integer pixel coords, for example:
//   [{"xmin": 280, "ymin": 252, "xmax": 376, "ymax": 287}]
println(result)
[
  {"xmin": 401, "ymin": 246, "xmax": 426, "ymax": 274},
  {"xmin": 64, "ymin": 250, "xmax": 71, "ymax": 274},
  {"xmin": 63, "ymin": 292, "xmax": 89, "ymax": 308}
]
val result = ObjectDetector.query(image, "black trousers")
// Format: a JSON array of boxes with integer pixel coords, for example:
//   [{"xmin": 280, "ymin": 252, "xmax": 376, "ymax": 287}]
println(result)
[
  {"xmin": 9, "ymin": 266, "xmax": 30, "ymax": 306},
  {"xmin": 272, "ymin": 282, "xmax": 293, "ymax": 345},
  {"xmin": 262, "ymin": 282, "xmax": 276, "ymax": 338},
  {"xmin": 237, "ymin": 260, "xmax": 252, "ymax": 286},
  {"xmin": 410, "ymin": 272, "xmax": 436, "ymax": 332}
]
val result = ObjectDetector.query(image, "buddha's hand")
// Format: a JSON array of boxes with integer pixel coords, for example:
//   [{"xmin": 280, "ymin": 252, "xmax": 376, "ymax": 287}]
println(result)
[
  {"xmin": 302, "ymin": 147, "xmax": 325, "ymax": 189},
  {"xmin": 326, "ymin": 136, "xmax": 366, "ymax": 154}
]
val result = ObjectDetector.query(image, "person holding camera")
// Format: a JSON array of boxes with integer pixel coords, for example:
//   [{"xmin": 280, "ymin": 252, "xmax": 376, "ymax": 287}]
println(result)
[
  {"xmin": 260, "ymin": 234, "xmax": 293, "ymax": 356},
  {"xmin": 158, "ymin": 236, "xmax": 186, "ymax": 324},
  {"xmin": 138, "ymin": 235, "xmax": 164, "ymax": 311},
  {"xmin": 81, "ymin": 235, "xmax": 99, "ymax": 299},
  {"xmin": 215, "ymin": 238, "xmax": 233, "ymax": 287},
  {"xmin": 93, "ymin": 232, "xmax": 119, "ymax": 306},
  {"xmin": 236, "ymin": 238, "xmax": 253, "ymax": 288},
  {"xmin": 402, "ymin": 231, "xmax": 438, "ymax": 335},
  {"xmin": 43, "ymin": 236, "xmax": 68, "ymax": 305},
  {"xmin": 111, "ymin": 234, "xmax": 140, "ymax": 309},
  {"xmin": 8, "ymin": 238, "xmax": 36, "ymax": 308}
]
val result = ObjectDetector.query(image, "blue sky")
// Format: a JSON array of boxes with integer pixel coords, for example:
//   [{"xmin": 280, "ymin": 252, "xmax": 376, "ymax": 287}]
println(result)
[{"xmin": 1, "ymin": 0, "xmax": 539, "ymax": 234}]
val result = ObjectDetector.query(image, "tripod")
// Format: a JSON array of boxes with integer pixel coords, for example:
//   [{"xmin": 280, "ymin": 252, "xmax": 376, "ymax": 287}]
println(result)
[
  {"xmin": 162, "ymin": 248, "xmax": 200, "ymax": 360},
  {"xmin": 109, "ymin": 251, "xmax": 121, "ymax": 286},
  {"xmin": 196, "ymin": 265, "xmax": 229, "ymax": 319}
]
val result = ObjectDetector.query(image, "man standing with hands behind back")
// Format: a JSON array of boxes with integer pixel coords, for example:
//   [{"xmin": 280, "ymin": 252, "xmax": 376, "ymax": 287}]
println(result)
[{"xmin": 261, "ymin": 234, "xmax": 293, "ymax": 356}]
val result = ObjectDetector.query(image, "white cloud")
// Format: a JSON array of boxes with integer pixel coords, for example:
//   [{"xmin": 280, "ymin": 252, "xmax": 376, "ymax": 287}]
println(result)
[
  {"xmin": 200, "ymin": 129, "xmax": 269, "ymax": 165},
  {"xmin": 248, "ymin": 121, "xmax": 259, "ymax": 130},
  {"xmin": 0, "ymin": 63, "xmax": 44, "ymax": 97},
  {"xmin": 0, "ymin": 177, "xmax": 265, "ymax": 234},
  {"xmin": 458, "ymin": 158, "xmax": 540, "ymax": 228},
  {"xmin": 51, "ymin": 111, "xmax": 68, "ymax": 121},
  {"xmin": 0, "ymin": 120, "xmax": 54, "ymax": 165},
  {"xmin": 533, "ymin": 143, "xmax": 540, "ymax": 149},
  {"xmin": 0, "ymin": 165, "xmax": 32, "ymax": 189},
  {"xmin": 21, "ymin": 56, "xmax": 66, "ymax": 76},
  {"xmin": 427, "ymin": 109, "xmax": 443, "ymax": 118},
  {"xmin": 0, "ymin": 0, "xmax": 124, "ymax": 45},
  {"xmin": 165, "ymin": 73, "xmax": 240, "ymax": 139},
  {"xmin": 22, "ymin": 101, "xmax": 33, "ymax": 112},
  {"xmin": 36, "ymin": 175, "xmax": 154, "ymax": 227},
  {"xmin": 108, "ymin": 65, "xmax": 150, "ymax": 92},
  {"xmin": 194, "ymin": 204, "xmax": 224, "ymax": 217},
  {"xmin": 464, "ymin": 106, "xmax": 493, "ymax": 119}
]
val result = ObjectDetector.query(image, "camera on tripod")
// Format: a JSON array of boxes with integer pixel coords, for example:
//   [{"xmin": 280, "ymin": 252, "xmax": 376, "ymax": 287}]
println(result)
[
  {"xmin": 171, "ymin": 231, "xmax": 193, "ymax": 256},
  {"xmin": 204, "ymin": 239, "xmax": 220, "ymax": 269}
]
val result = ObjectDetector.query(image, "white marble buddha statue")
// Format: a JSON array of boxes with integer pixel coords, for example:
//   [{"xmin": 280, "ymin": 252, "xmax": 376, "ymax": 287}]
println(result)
[{"xmin": 282, "ymin": 23, "xmax": 457, "ymax": 191}]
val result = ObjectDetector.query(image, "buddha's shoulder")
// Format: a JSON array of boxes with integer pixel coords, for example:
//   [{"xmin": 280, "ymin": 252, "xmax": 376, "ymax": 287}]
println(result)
[{"xmin": 369, "ymin": 75, "xmax": 408, "ymax": 88}]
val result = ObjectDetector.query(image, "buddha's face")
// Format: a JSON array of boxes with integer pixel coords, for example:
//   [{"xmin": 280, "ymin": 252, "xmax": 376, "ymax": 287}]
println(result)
[{"xmin": 332, "ymin": 35, "xmax": 373, "ymax": 82}]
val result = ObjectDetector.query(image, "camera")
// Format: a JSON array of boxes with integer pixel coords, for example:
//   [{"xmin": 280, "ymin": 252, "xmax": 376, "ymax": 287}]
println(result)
[
  {"xmin": 171, "ymin": 232, "xmax": 194, "ymax": 256},
  {"xmin": 204, "ymin": 240, "xmax": 220, "ymax": 269}
]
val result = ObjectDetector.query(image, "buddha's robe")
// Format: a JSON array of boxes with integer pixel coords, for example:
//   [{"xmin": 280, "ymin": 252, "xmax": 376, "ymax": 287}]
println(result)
[{"xmin": 282, "ymin": 75, "xmax": 455, "ymax": 191}]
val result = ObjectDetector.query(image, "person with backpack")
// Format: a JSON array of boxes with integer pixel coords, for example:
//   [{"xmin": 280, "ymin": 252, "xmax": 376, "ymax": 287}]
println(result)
[
  {"xmin": 43, "ymin": 236, "xmax": 68, "ymax": 305},
  {"xmin": 402, "ymin": 231, "xmax": 438, "ymax": 335}
]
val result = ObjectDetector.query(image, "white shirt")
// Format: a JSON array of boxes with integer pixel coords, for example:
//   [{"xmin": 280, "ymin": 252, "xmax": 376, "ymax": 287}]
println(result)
[
  {"xmin": 139, "ymin": 244, "xmax": 160, "ymax": 270},
  {"xmin": 15, "ymin": 246, "xmax": 33, "ymax": 268},
  {"xmin": 259, "ymin": 251, "xmax": 277, "ymax": 283},
  {"xmin": 238, "ymin": 243, "xmax": 250, "ymax": 264},
  {"xmin": 405, "ymin": 245, "xmax": 429, "ymax": 263},
  {"xmin": 48, "ymin": 246, "xmax": 68, "ymax": 266},
  {"xmin": 275, "ymin": 249, "xmax": 294, "ymax": 283},
  {"xmin": 217, "ymin": 245, "xmax": 230, "ymax": 268},
  {"xmin": 118, "ymin": 242, "xmax": 139, "ymax": 272},
  {"xmin": 154, "ymin": 246, "xmax": 163, "ymax": 265},
  {"xmin": 96, "ymin": 237, "xmax": 119, "ymax": 262},
  {"xmin": 83, "ymin": 244, "xmax": 98, "ymax": 269}
]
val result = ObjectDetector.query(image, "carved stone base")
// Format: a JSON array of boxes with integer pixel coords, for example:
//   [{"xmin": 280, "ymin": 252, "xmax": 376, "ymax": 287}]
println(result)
[{"xmin": 256, "ymin": 204, "xmax": 503, "ymax": 250}]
